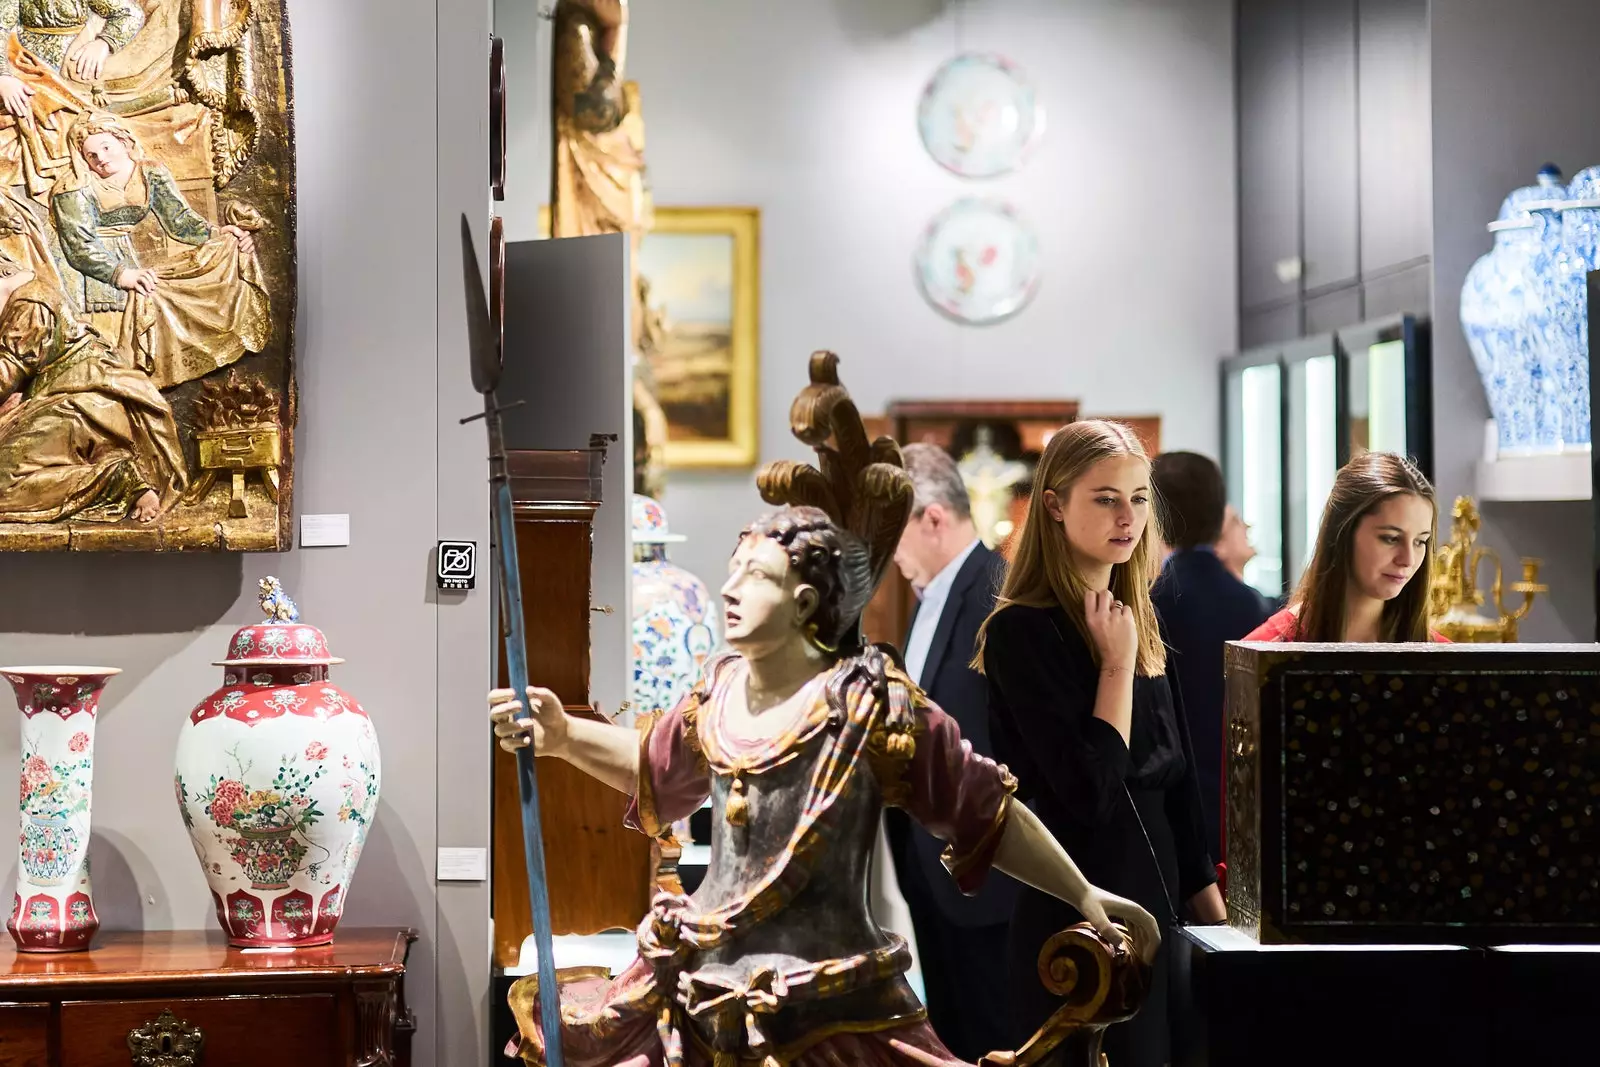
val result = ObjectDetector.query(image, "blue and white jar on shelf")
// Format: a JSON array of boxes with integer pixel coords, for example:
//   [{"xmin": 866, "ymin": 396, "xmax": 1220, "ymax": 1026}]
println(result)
[
  {"xmin": 630, "ymin": 495, "xmax": 719, "ymax": 720},
  {"xmin": 1551, "ymin": 165, "xmax": 1600, "ymax": 448},
  {"xmin": 1460, "ymin": 166, "xmax": 1569, "ymax": 455}
]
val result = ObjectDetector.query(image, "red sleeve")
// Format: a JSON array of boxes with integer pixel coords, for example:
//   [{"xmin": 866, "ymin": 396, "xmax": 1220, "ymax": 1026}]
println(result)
[
  {"xmin": 1243, "ymin": 608, "xmax": 1297, "ymax": 642},
  {"xmin": 897, "ymin": 700, "xmax": 1018, "ymax": 895},
  {"xmin": 624, "ymin": 691, "xmax": 711, "ymax": 836}
]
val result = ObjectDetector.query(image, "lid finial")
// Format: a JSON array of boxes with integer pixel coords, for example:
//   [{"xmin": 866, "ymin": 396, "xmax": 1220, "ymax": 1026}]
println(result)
[{"xmin": 257, "ymin": 576, "xmax": 299, "ymax": 624}]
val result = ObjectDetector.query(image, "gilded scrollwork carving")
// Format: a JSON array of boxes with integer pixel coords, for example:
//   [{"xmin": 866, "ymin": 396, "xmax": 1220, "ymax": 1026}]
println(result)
[{"xmin": 976, "ymin": 924, "xmax": 1148, "ymax": 1067}]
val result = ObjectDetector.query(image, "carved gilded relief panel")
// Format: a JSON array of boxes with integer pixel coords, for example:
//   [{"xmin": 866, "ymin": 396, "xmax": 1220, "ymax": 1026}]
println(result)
[{"xmin": 0, "ymin": 0, "xmax": 295, "ymax": 551}]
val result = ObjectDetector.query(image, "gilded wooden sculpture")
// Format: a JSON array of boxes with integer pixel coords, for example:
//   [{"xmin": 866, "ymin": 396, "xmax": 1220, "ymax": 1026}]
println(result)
[
  {"xmin": 549, "ymin": 0, "xmax": 670, "ymax": 497},
  {"xmin": 0, "ymin": 0, "xmax": 294, "ymax": 551}
]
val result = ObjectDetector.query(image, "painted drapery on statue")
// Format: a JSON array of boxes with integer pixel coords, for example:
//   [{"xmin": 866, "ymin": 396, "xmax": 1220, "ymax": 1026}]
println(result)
[
  {"xmin": 0, "ymin": 0, "xmax": 295, "ymax": 551},
  {"xmin": 505, "ymin": 652, "xmax": 1018, "ymax": 1066}
]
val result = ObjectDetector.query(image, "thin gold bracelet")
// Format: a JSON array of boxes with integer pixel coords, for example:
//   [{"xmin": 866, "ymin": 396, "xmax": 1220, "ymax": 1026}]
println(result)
[{"xmin": 1101, "ymin": 665, "xmax": 1132, "ymax": 678}]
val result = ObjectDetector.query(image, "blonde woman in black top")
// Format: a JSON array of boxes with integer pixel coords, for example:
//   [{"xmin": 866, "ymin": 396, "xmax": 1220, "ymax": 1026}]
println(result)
[{"xmin": 976, "ymin": 420, "xmax": 1223, "ymax": 1067}]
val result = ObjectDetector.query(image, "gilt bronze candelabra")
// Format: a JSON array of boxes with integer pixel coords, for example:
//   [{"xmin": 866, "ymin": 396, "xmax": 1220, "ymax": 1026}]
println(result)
[{"xmin": 1428, "ymin": 495, "xmax": 1546, "ymax": 642}]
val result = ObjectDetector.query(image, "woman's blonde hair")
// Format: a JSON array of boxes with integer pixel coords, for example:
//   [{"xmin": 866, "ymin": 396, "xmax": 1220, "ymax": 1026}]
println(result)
[{"xmin": 974, "ymin": 420, "xmax": 1166, "ymax": 676}]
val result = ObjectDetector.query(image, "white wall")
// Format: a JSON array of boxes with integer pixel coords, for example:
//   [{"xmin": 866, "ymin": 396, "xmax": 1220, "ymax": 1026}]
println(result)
[
  {"xmin": 0, "ymin": 2, "xmax": 494, "ymax": 1064},
  {"xmin": 1431, "ymin": 0, "xmax": 1600, "ymax": 642},
  {"xmin": 500, "ymin": 0, "xmax": 1238, "ymax": 588}
]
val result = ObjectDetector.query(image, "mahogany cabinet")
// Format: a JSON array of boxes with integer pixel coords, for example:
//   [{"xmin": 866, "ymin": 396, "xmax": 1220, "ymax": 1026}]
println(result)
[{"xmin": 0, "ymin": 927, "xmax": 414, "ymax": 1066}]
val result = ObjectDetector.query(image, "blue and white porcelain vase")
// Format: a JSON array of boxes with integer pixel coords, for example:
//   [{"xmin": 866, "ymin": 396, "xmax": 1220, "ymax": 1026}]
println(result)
[
  {"xmin": 1460, "ymin": 167, "xmax": 1568, "ymax": 455},
  {"xmin": 1551, "ymin": 165, "xmax": 1600, "ymax": 448},
  {"xmin": 630, "ymin": 496, "xmax": 719, "ymax": 720}
]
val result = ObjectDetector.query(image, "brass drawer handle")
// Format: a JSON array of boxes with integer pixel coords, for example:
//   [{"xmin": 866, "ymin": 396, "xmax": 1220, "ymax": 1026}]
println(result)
[{"xmin": 128, "ymin": 1008, "xmax": 205, "ymax": 1066}]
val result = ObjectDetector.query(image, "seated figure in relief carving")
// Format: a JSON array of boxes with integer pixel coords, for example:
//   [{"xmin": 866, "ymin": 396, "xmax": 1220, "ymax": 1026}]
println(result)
[
  {"xmin": 0, "ymin": 0, "xmax": 141, "ymax": 193},
  {"xmin": 51, "ymin": 112, "xmax": 269, "ymax": 389},
  {"xmin": 0, "ymin": 246, "xmax": 185, "ymax": 524},
  {"xmin": 488, "ymin": 354, "xmax": 1160, "ymax": 1067}
]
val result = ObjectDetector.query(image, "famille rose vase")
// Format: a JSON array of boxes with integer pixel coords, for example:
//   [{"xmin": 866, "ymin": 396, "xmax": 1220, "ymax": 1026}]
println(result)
[
  {"xmin": 630, "ymin": 494, "xmax": 720, "ymax": 719},
  {"xmin": 0, "ymin": 665, "xmax": 119, "ymax": 952},
  {"xmin": 174, "ymin": 579, "xmax": 381, "ymax": 947}
]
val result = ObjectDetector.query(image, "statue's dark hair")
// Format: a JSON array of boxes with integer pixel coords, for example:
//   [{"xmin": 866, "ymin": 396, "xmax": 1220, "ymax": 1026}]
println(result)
[
  {"xmin": 740, "ymin": 506, "xmax": 873, "ymax": 654},
  {"xmin": 746, "ymin": 352, "xmax": 920, "ymax": 750}
]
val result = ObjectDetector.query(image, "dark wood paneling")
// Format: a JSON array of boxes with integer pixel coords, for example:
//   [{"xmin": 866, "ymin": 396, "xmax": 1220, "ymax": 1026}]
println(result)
[
  {"xmin": 1241, "ymin": 303, "xmax": 1302, "ymax": 348},
  {"xmin": 1305, "ymin": 284, "xmax": 1363, "ymax": 334},
  {"xmin": 1361, "ymin": 260, "xmax": 1431, "ymax": 318},
  {"xmin": 1300, "ymin": 0, "xmax": 1360, "ymax": 291},
  {"xmin": 1235, "ymin": 0, "xmax": 1431, "ymax": 343},
  {"xmin": 1358, "ymin": 0, "xmax": 1431, "ymax": 275},
  {"xmin": 1238, "ymin": 0, "xmax": 1303, "ymax": 310}
]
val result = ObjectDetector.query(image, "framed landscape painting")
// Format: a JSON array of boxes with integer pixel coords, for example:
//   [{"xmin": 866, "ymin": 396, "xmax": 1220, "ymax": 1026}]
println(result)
[
  {"xmin": 542, "ymin": 204, "xmax": 760, "ymax": 470},
  {"xmin": 636, "ymin": 207, "xmax": 760, "ymax": 468}
]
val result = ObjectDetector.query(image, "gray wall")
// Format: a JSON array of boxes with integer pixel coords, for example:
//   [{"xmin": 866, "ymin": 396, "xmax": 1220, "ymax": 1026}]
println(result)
[
  {"xmin": 0, "ymin": 1, "xmax": 495, "ymax": 1064},
  {"xmin": 1431, "ymin": 0, "xmax": 1600, "ymax": 642},
  {"xmin": 500, "ymin": 0, "xmax": 1239, "ymax": 588}
]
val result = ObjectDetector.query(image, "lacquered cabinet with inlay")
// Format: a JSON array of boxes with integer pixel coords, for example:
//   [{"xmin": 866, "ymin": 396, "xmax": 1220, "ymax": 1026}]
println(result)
[{"xmin": 0, "ymin": 928, "xmax": 414, "ymax": 1067}]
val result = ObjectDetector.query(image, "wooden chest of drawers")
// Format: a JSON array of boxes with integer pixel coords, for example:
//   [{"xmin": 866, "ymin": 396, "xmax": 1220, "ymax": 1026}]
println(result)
[{"xmin": 0, "ymin": 927, "xmax": 415, "ymax": 1066}]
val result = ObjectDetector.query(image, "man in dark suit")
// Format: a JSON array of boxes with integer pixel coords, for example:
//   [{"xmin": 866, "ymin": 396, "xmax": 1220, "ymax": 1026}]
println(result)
[
  {"xmin": 1151, "ymin": 452, "xmax": 1273, "ymax": 861},
  {"xmin": 884, "ymin": 443, "xmax": 1015, "ymax": 1061}
]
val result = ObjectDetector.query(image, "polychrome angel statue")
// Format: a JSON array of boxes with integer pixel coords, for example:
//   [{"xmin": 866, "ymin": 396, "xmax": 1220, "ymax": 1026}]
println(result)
[{"xmin": 489, "ymin": 353, "xmax": 1158, "ymax": 1066}]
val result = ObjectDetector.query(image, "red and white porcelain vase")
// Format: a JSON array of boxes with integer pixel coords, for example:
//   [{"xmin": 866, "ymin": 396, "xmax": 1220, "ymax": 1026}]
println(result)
[
  {"xmin": 0, "ymin": 665, "xmax": 119, "ymax": 952},
  {"xmin": 174, "ymin": 579, "xmax": 381, "ymax": 947}
]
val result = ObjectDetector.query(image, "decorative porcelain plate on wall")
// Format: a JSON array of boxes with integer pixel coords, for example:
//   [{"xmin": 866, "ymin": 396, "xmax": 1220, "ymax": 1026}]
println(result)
[
  {"xmin": 915, "ymin": 198, "xmax": 1042, "ymax": 325},
  {"xmin": 918, "ymin": 54, "xmax": 1044, "ymax": 178}
]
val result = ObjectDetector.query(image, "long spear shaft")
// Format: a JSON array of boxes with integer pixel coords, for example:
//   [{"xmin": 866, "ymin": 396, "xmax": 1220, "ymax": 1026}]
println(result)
[{"xmin": 461, "ymin": 213, "xmax": 565, "ymax": 1066}]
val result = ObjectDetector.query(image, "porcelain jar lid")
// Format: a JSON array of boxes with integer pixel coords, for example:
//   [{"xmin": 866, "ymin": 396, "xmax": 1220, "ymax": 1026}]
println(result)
[
  {"xmin": 1489, "ymin": 165, "xmax": 1569, "ymax": 231},
  {"xmin": 213, "ymin": 576, "xmax": 344, "ymax": 667},
  {"xmin": 632, "ymin": 494, "xmax": 686, "ymax": 545}
]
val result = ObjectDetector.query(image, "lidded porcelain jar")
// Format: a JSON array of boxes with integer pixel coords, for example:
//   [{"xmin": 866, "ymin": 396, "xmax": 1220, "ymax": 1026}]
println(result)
[
  {"xmin": 630, "ymin": 495, "xmax": 719, "ymax": 719},
  {"xmin": 1550, "ymin": 165, "xmax": 1600, "ymax": 448},
  {"xmin": 1461, "ymin": 166, "xmax": 1568, "ymax": 455},
  {"xmin": 174, "ymin": 578, "xmax": 381, "ymax": 947}
]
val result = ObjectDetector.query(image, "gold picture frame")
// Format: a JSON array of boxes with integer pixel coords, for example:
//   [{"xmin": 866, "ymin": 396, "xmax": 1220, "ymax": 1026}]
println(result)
[{"xmin": 541, "ymin": 205, "xmax": 761, "ymax": 469}]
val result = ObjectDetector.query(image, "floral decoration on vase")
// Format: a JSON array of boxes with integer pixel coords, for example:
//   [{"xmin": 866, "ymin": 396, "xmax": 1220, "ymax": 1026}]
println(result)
[
  {"xmin": 174, "ymin": 577, "xmax": 381, "ymax": 947},
  {"xmin": 1, "ymin": 666, "xmax": 119, "ymax": 952},
  {"xmin": 1461, "ymin": 163, "xmax": 1600, "ymax": 455},
  {"xmin": 631, "ymin": 494, "xmax": 720, "ymax": 720}
]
